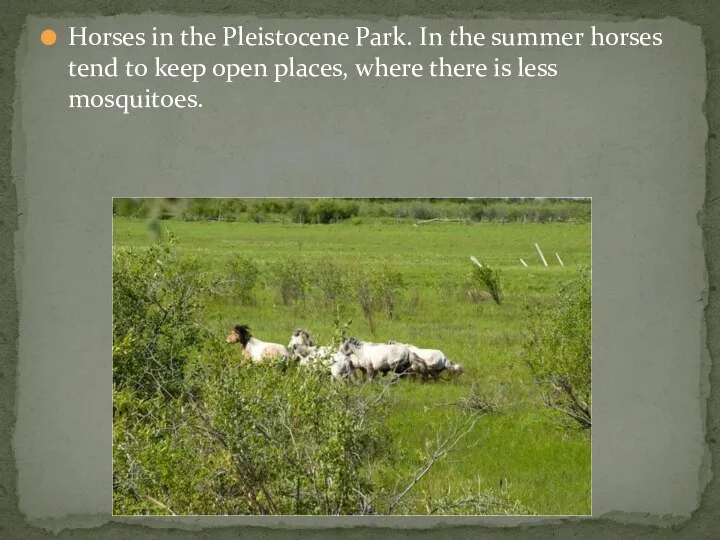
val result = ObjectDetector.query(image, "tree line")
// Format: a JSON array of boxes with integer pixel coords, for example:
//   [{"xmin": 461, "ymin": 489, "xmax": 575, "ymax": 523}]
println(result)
[{"xmin": 112, "ymin": 197, "xmax": 591, "ymax": 225}]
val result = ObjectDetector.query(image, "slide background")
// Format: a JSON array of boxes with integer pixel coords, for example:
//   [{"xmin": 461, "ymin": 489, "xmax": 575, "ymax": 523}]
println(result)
[{"xmin": 1, "ymin": 2, "xmax": 718, "ymax": 539}]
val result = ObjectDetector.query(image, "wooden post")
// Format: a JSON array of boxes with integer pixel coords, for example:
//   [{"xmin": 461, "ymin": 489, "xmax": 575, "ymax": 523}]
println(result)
[{"xmin": 534, "ymin": 243, "xmax": 548, "ymax": 267}]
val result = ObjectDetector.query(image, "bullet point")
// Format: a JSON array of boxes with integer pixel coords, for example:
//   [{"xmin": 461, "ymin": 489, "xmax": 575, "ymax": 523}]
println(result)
[{"xmin": 41, "ymin": 29, "xmax": 57, "ymax": 46}]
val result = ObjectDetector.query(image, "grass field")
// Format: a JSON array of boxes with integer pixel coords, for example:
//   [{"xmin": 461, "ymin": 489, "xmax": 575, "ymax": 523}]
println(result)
[{"xmin": 113, "ymin": 215, "xmax": 591, "ymax": 516}]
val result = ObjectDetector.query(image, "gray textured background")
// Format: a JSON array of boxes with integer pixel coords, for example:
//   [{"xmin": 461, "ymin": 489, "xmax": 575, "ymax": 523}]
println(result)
[{"xmin": 1, "ymin": 4, "xmax": 718, "ymax": 540}]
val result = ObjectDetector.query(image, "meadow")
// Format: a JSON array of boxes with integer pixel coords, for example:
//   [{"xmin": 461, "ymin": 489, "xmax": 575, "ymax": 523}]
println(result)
[{"xmin": 112, "ymin": 213, "xmax": 591, "ymax": 516}]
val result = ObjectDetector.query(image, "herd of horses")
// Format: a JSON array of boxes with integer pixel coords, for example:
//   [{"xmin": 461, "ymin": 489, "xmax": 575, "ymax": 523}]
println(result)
[{"xmin": 225, "ymin": 325, "xmax": 464, "ymax": 383}]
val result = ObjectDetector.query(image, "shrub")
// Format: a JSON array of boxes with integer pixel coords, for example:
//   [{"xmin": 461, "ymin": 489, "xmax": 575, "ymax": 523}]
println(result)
[
  {"xmin": 308, "ymin": 199, "xmax": 360, "ymax": 224},
  {"xmin": 410, "ymin": 203, "xmax": 435, "ymax": 221},
  {"xmin": 113, "ymin": 198, "xmax": 145, "ymax": 218},
  {"xmin": 311, "ymin": 258, "xmax": 348, "ymax": 310},
  {"xmin": 506, "ymin": 207, "xmax": 523, "ymax": 222},
  {"xmin": 350, "ymin": 268, "xmax": 379, "ymax": 332},
  {"xmin": 522, "ymin": 268, "xmax": 591, "ymax": 430},
  {"xmin": 196, "ymin": 359, "xmax": 392, "ymax": 515},
  {"xmin": 454, "ymin": 382, "xmax": 509, "ymax": 415},
  {"xmin": 421, "ymin": 478, "xmax": 534, "ymax": 515},
  {"xmin": 538, "ymin": 206, "xmax": 555, "ymax": 223},
  {"xmin": 391, "ymin": 205, "xmax": 409, "ymax": 219},
  {"xmin": 182, "ymin": 199, "xmax": 221, "ymax": 221},
  {"xmin": 217, "ymin": 198, "xmax": 247, "ymax": 219},
  {"xmin": 492, "ymin": 205, "xmax": 510, "ymax": 223},
  {"xmin": 266, "ymin": 257, "xmax": 311, "ymax": 305},
  {"xmin": 116, "ymin": 349, "xmax": 482, "ymax": 516},
  {"xmin": 554, "ymin": 205, "xmax": 571, "ymax": 222},
  {"xmin": 223, "ymin": 254, "xmax": 261, "ymax": 305},
  {"xmin": 372, "ymin": 265, "xmax": 407, "ymax": 319},
  {"xmin": 255, "ymin": 200, "xmax": 285, "ymax": 214},
  {"xmin": 349, "ymin": 265, "xmax": 407, "ymax": 331},
  {"xmin": 469, "ymin": 264, "xmax": 503, "ymax": 305},
  {"xmin": 114, "ymin": 342, "xmax": 395, "ymax": 515},
  {"xmin": 112, "ymin": 236, "xmax": 213, "ymax": 398},
  {"xmin": 291, "ymin": 201, "xmax": 311, "ymax": 224},
  {"xmin": 113, "ymin": 386, "xmax": 227, "ymax": 515},
  {"xmin": 482, "ymin": 206, "xmax": 497, "ymax": 221},
  {"xmin": 468, "ymin": 204, "xmax": 487, "ymax": 222},
  {"xmin": 112, "ymin": 240, "xmax": 390, "ymax": 516}
]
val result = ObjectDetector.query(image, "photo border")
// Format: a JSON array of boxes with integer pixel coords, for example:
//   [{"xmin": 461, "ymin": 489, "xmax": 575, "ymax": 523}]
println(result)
[
  {"xmin": 109, "ymin": 196, "xmax": 593, "ymax": 519},
  {"xmin": 1, "ymin": 2, "xmax": 717, "ymax": 539}
]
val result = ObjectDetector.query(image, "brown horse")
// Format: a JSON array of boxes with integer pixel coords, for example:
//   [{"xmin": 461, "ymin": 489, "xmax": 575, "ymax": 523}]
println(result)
[{"xmin": 226, "ymin": 324, "xmax": 288, "ymax": 362}]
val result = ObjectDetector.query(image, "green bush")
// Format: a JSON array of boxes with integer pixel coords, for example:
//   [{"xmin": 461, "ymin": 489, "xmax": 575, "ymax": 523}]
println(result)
[
  {"xmin": 372, "ymin": 265, "xmax": 407, "ymax": 319},
  {"xmin": 349, "ymin": 265, "xmax": 407, "ymax": 331},
  {"xmin": 198, "ymin": 359, "xmax": 392, "ymax": 515},
  {"xmin": 506, "ymin": 207, "xmax": 523, "ymax": 222},
  {"xmin": 266, "ymin": 257, "xmax": 311, "ymax": 305},
  {"xmin": 182, "ymin": 198, "xmax": 222, "ymax": 221},
  {"xmin": 112, "ymin": 240, "xmax": 391, "ymax": 516},
  {"xmin": 311, "ymin": 258, "xmax": 348, "ymax": 310},
  {"xmin": 482, "ymin": 206, "xmax": 497, "ymax": 221},
  {"xmin": 251, "ymin": 212, "xmax": 267, "ymax": 223},
  {"xmin": 470, "ymin": 264, "xmax": 503, "ymax": 305},
  {"xmin": 113, "ymin": 198, "xmax": 146, "ymax": 218},
  {"xmin": 112, "ymin": 236, "xmax": 213, "ymax": 398},
  {"xmin": 113, "ymin": 386, "xmax": 228, "ymax": 515},
  {"xmin": 223, "ymin": 254, "xmax": 261, "ymax": 305},
  {"xmin": 410, "ymin": 203, "xmax": 435, "ymax": 220},
  {"xmin": 217, "ymin": 198, "xmax": 247, "ymax": 219},
  {"xmin": 538, "ymin": 206, "xmax": 555, "ymax": 223},
  {"xmin": 522, "ymin": 268, "xmax": 591, "ymax": 430},
  {"xmin": 254, "ymin": 200, "xmax": 286, "ymax": 214},
  {"xmin": 308, "ymin": 199, "xmax": 360, "ymax": 224},
  {"xmin": 468, "ymin": 204, "xmax": 487, "ymax": 221},
  {"xmin": 114, "ymin": 338, "xmax": 396, "ymax": 515},
  {"xmin": 421, "ymin": 479, "xmax": 534, "ymax": 515},
  {"xmin": 122, "ymin": 198, "xmax": 591, "ymax": 225},
  {"xmin": 350, "ymin": 268, "xmax": 377, "ymax": 332},
  {"xmin": 291, "ymin": 201, "xmax": 311, "ymax": 223}
]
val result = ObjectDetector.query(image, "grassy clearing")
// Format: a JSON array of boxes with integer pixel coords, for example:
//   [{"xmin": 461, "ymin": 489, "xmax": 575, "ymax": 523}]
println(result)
[{"xmin": 113, "ymin": 216, "xmax": 591, "ymax": 515}]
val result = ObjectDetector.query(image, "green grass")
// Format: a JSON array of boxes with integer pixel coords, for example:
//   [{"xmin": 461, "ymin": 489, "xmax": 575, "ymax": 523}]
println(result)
[{"xmin": 113, "ymin": 216, "xmax": 591, "ymax": 515}]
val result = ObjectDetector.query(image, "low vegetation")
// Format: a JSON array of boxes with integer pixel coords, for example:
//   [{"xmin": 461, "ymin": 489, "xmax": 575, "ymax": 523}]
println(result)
[
  {"xmin": 113, "ymin": 197, "xmax": 591, "ymax": 225},
  {"xmin": 470, "ymin": 263, "xmax": 504, "ymax": 305},
  {"xmin": 523, "ymin": 268, "xmax": 592, "ymax": 430}
]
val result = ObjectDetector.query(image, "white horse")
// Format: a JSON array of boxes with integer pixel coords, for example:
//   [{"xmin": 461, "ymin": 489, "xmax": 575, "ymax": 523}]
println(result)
[
  {"xmin": 389, "ymin": 341, "xmax": 464, "ymax": 381},
  {"xmin": 226, "ymin": 324, "xmax": 288, "ymax": 362},
  {"xmin": 287, "ymin": 329, "xmax": 335, "ymax": 365},
  {"xmin": 329, "ymin": 351, "xmax": 358, "ymax": 381},
  {"xmin": 287, "ymin": 329, "xmax": 358, "ymax": 381},
  {"xmin": 337, "ymin": 337, "xmax": 419, "ymax": 381}
]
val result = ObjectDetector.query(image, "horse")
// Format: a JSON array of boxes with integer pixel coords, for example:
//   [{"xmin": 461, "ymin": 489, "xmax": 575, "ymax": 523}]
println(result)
[{"xmin": 226, "ymin": 324, "xmax": 289, "ymax": 362}]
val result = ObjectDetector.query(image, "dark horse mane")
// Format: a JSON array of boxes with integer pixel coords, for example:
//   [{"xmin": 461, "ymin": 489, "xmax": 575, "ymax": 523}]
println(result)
[{"xmin": 233, "ymin": 324, "xmax": 252, "ymax": 346}]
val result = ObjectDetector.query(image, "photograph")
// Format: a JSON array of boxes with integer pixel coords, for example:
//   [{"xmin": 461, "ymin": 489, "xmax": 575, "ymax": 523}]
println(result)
[{"xmin": 112, "ymin": 197, "xmax": 591, "ymax": 516}]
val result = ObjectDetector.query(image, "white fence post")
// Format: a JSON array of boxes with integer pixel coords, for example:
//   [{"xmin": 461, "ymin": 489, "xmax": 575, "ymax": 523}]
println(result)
[
  {"xmin": 470, "ymin": 255, "xmax": 483, "ymax": 268},
  {"xmin": 534, "ymin": 243, "xmax": 548, "ymax": 267}
]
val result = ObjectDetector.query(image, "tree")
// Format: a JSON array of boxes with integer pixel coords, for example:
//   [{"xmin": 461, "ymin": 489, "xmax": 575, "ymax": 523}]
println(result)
[{"xmin": 522, "ymin": 268, "xmax": 591, "ymax": 430}]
